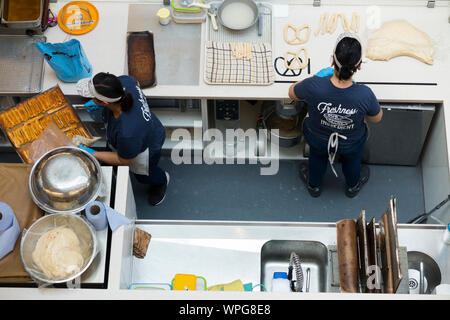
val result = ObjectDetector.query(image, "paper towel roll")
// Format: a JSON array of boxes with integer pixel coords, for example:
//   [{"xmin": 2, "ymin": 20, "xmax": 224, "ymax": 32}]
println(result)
[
  {"xmin": 0, "ymin": 202, "xmax": 20, "ymax": 260},
  {"xmin": 0, "ymin": 202, "xmax": 14, "ymax": 231},
  {"xmin": 85, "ymin": 201, "xmax": 108, "ymax": 231}
]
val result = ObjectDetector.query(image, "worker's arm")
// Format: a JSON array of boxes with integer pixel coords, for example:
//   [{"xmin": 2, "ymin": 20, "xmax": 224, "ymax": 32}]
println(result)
[
  {"xmin": 365, "ymin": 108, "xmax": 383, "ymax": 123},
  {"xmin": 93, "ymin": 151, "xmax": 135, "ymax": 166},
  {"xmin": 289, "ymin": 80, "xmax": 304, "ymax": 101}
]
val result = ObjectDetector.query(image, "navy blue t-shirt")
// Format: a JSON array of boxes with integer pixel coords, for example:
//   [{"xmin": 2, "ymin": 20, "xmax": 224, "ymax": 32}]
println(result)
[
  {"xmin": 294, "ymin": 76, "xmax": 380, "ymax": 147},
  {"xmin": 103, "ymin": 76, "xmax": 165, "ymax": 159}
]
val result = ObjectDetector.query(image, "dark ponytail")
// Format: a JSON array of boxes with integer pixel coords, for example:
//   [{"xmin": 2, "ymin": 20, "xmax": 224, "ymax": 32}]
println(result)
[
  {"xmin": 119, "ymin": 93, "xmax": 133, "ymax": 112},
  {"xmin": 337, "ymin": 64, "xmax": 357, "ymax": 81},
  {"xmin": 333, "ymin": 37, "xmax": 361, "ymax": 81},
  {"xmin": 93, "ymin": 72, "xmax": 134, "ymax": 112}
]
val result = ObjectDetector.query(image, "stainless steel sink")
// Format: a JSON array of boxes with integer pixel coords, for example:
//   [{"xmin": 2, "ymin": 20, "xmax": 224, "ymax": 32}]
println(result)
[
  {"xmin": 127, "ymin": 5, "xmax": 201, "ymax": 86},
  {"xmin": 260, "ymin": 240, "xmax": 328, "ymax": 293},
  {"xmin": 407, "ymin": 251, "xmax": 442, "ymax": 294}
]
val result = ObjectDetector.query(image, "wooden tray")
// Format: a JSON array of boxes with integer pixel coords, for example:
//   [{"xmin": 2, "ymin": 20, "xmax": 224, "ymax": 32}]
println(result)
[
  {"xmin": 0, "ymin": 85, "xmax": 91, "ymax": 163},
  {"xmin": 127, "ymin": 31, "xmax": 156, "ymax": 88}
]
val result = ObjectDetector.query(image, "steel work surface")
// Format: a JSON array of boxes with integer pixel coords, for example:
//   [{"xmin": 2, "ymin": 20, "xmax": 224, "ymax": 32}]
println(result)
[{"xmin": 127, "ymin": 4, "xmax": 201, "ymax": 86}]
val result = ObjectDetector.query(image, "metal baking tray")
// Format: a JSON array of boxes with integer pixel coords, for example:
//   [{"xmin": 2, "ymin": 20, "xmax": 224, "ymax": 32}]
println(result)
[{"xmin": 0, "ymin": 35, "xmax": 46, "ymax": 94}]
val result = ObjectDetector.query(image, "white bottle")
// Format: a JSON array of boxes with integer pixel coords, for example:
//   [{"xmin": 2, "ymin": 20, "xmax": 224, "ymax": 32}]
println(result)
[
  {"xmin": 271, "ymin": 272, "xmax": 291, "ymax": 292},
  {"xmin": 443, "ymin": 223, "xmax": 450, "ymax": 244}
]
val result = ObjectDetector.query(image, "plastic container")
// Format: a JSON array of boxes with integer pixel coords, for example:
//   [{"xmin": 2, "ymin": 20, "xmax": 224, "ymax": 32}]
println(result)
[
  {"xmin": 157, "ymin": 8, "xmax": 171, "ymax": 25},
  {"xmin": 443, "ymin": 223, "xmax": 450, "ymax": 244},
  {"xmin": 271, "ymin": 272, "xmax": 291, "ymax": 292}
]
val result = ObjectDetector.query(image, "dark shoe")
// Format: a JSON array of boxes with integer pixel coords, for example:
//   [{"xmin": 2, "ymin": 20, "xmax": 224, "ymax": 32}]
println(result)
[
  {"xmin": 299, "ymin": 162, "xmax": 322, "ymax": 198},
  {"xmin": 148, "ymin": 172, "xmax": 170, "ymax": 206},
  {"xmin": 345, "ymin": 165, "xmax": 370, "ymax": 198}
]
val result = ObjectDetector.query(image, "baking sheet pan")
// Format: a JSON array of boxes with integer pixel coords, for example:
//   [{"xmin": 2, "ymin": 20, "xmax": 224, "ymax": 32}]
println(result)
[{"xmin": 0, "ymin": 35, "xmax": 46, "ymax": 94}]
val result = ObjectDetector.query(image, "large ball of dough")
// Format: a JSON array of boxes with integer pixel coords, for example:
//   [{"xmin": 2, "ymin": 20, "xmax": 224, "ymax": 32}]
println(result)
[
  {"xmin": 366, "ymin": 19, "xmax": 434, "ymax": 65},
  {"xmin": 32, "ymin": 226, "xmax": 85, "ymax": 280}
]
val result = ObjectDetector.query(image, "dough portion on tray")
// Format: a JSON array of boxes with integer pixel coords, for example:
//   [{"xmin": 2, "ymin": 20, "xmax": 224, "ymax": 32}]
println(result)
[{"xmin": 366, "ymin": 19, "xmax": 434, "ymax": 65}]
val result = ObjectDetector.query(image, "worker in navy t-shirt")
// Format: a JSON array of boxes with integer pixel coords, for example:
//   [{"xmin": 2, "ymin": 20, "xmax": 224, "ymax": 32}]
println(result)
[
  {"xmin": 289, "ymin": 32, "xmax": 383, "ymax": 198},
  {"xmin": 77, "ymin": 73, "xmax": 169, "ymax": 206}
]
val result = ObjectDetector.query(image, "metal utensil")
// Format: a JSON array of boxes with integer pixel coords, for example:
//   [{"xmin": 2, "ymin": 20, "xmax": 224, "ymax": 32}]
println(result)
[
  {"xmin": 305, "ymin": 268, "xmax": 311, "ymax": 292},
  {"xmin": 29, "ymin": 146, "xmax": 102, "ymax": 214},
  {"xmin": 208, "ymin": 3, "xmax": 218, "ymax": 31},
  {"xmin": 419, "ymin": 262, "xmax": 425, "ymax": 294},
  {"xmin": 257, "ymin": 3, "xmax": 262, "ymax": 36}
]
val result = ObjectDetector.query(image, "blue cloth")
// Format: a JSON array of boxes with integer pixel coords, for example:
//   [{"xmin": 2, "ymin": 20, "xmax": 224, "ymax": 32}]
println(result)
[
  {"xmin": 79, "ymin": 144, "xmax": 96, "ymax": 155},
  {"xmin": 35, "ymin": 39, "xmax": 92, "ymax": 83},
  {"xmin": 104, "ymin": 76, "xmax": 165, "ymax": 165},
  {"xmin": 315, "ymin": 67, "xmax": 334, "ymax": 77},
  {"xmin": 294, "ymin": 76, "xmax": 380, "ymax": 147},
  {"xmin": 304, "ymin": 127, "xmax": 367, "ymax": 188},
  {"xmin": 0, "ymin": 202, "xmax": 20, "ymax": 260}
]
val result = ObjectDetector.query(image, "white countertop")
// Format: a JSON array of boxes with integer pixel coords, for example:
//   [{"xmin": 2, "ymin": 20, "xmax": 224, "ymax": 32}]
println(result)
[{"xmin": 43, "ymin": 1, "xmax": 450, "ymax": 102}]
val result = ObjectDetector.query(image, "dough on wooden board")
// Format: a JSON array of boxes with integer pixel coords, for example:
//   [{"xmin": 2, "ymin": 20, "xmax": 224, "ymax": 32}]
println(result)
[
  {"xmin": 32, "ymin": 226, "xmax": 84, "ymax": 279},
  {"xmin": 366, "ymin": 20, "xmax": 434, "ymax": 65}
]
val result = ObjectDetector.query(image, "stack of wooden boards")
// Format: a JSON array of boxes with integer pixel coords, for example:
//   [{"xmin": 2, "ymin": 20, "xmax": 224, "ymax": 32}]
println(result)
[
  {"xmin": 0, "ymin": 86, "xmax": 92, "ymax": 163},
  {"xmin": 336, "ymin": 196, "xmax": 403, "ymax": 293}
]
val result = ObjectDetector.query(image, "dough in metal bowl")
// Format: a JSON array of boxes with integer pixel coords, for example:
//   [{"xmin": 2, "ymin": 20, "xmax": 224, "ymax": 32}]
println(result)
[{"xmin": 32, "ymin": 226, "xmax": 84, "ymax": 280}]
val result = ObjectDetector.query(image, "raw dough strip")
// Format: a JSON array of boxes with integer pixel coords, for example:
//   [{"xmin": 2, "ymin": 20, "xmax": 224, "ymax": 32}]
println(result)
[
  {"xmin": 321, "ymin": 13, "xmax": 329, "ymax": 35},
  {"xmin": 284, "ymin": 24, "xmax": 311, "ymax": 45},
  {"xmin": 314, "ymin": 13, "xmax": 326, "ymax": 36},
  {"xmin": 350, "ymin": 12, "xmax": 360, "ymax": 33},
  {"xmin": 230, "ymin": 42, "xmax": 253, "ymax": 60},
  {"xmin": 284, "ymin": 47, "xmax": 309, "ymax": 70},
  {"xmin": 327, "ymin": 13, "xmax": 338, "ymax": 34},
  {"xmin": 339, "ymin": 13, "xmax": 349, "ymax": 32}
]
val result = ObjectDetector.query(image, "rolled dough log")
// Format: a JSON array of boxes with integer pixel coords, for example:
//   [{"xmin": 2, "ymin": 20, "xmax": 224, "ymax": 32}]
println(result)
[{"xmin": 366, "ymin": 20, "xmax": 434, "ymax": 65}]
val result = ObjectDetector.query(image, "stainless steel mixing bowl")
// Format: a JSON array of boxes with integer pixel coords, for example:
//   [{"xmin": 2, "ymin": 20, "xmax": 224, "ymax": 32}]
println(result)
[
  {"xmin": 29, "ymin": 146, "xmax": 102, "ymax": 214},
  {"xmin": 20, "ymin": 213, "xmax": 97, "ymax": 284}
]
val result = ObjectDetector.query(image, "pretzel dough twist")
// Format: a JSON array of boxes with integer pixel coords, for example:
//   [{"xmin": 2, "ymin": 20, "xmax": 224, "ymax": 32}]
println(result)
[
  {"xmin": 284, "ymin": 24, "xmax": 311, "ymax": 45},
  {"xmin": 284, "ymin": 47, "xmax": 309, "ymax": 70}
]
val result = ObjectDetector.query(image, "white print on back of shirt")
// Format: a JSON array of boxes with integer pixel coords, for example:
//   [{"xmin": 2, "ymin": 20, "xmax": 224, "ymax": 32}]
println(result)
[
  {"xmin": 317, "ymin": 102, "xmax": 358, "ymax": 130},
  {"xmin": 136, "ymin": 85, "xmax": 151, "ymax": 122}
]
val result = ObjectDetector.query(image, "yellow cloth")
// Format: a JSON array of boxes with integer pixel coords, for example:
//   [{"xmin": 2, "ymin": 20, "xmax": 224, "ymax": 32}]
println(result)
[{"xmin": 207, "ymin": 279, "xmax": 244, "ymax": 291}]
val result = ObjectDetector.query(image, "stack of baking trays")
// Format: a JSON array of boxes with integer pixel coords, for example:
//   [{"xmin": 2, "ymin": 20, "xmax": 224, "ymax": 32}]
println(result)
[{"xmin": 0, "ymin": 85, "xmax": 92, "ymax": 163}]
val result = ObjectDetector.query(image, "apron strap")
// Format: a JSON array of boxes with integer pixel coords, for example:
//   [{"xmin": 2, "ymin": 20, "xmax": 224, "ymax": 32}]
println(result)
[{"xmin": 328, "ymin": 132, "xmax": 347, "ymax": 177}]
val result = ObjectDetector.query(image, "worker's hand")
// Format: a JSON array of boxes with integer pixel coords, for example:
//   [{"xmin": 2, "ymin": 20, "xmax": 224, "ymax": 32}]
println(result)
[
  {"xmin": 315, "ymin": 67, "xmax": 334, "ymax": 77},
  {"xmin": 79, "ymin": 144, "xmax": 96, "ymax": 155},
  {"xmin": 84, "ymin": 100, "xmax": 101, "ymax": 113}
]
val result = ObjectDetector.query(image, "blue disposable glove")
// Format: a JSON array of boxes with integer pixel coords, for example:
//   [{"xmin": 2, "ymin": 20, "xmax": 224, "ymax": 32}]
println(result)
[
  {"xmin": 84, "ymin": 100, "xmax": 101, "ymax": 113},
  {"xmin": 79, "ymin": 144, "xmax": 96, "ymax": 155},
  {"xmin": 315, "ymin": 67, "xmax": 334, "ymax": 77},
  {"xmin": 315, "ymin": 66, "xmax": 356, "ymax": 83}
]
